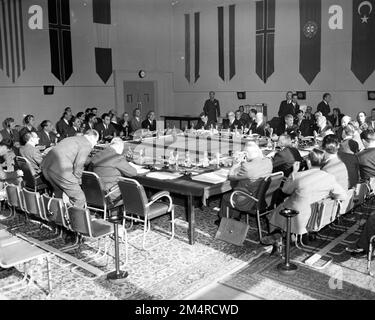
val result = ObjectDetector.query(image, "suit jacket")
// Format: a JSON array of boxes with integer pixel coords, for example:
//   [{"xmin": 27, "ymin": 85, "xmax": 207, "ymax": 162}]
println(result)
[
  {"xmin": 41, "ymin": 135, "xmax": 93, "ymax": 185},
  {"xmin": 56, "ymin": 119, "xmax": 71, "ymax": 141},
  {"xmin": 19, "ymin": 143, "xmax": 43, "ymax": 175},
  {"xmin": 111, "ymin": 121, "xmax": 123, "ymax": 136},
  {"xmin": 317, "ymin": 101, "xmax": 331, "ymax": 117},
  {"xmin": 329, "ymin": 114, "xmax": 343, "ymax": 128},
  {"xmin": 222, "ymin": 119, "xmax": 244, "ymax": 131},
  {"xmin": 0, "ymin": 128, "xmax": 19, "ymax": 144},
  {"xmin": 37, "ymin": 130, "xmax": 56, "ymax": 148},
  {"xmin": 268, "ymin": 169, "xmax": 346, "ymax": 235},
  {"xmin": 82, "ymin": 121, "xmax": 95, "ymax": 133},
  {"xmin": 228, "ymin": 157, "xmax": 273, "ymax": 211},
  {"xmin": 272, "ymin": 147, "xmax": 303, "ymax": 177},
  {"xmin": 130, "ymin": 118, "xmax": 142, "ymax": 133},
  {"xmin": 321, "ymin": 155, "xmax": 349, "ymax": 190},
  {"xmin": 195, "ymin": 119, "xmax": 215, "ymax": 130},
  {"xmin": 250, "ymin": 122, "xmax": 267, "ymax": 136},
  {"xmin": 119, "ymin": 120, "xmax": 131, "ymax": 137},
  {"xmin": 278, "ymin": 100, "xmax": 295, "ymax": 118},
  {"xmin": 94, "ymin": 122, "xmax": 116, "ymax": 141},
  {"xmin": 203, "ymin": 99, "xmax": 220, "ymax": 122},
  {"xmin": 90, "ymin": 146, "xmax": 137, "ymax": 192},
  {"xmin": 295, "ymin": 119, "xmax": 314, "ymax": 137},
  {"xmin": 240, "ymin": 113, "xmax": 251, "ymax": 126},
  {"xmin": 19, "ymin": 126, "xmax": 37, "ymax": 145},
  {"xmin": 141, "ymin": 119, "xmax": 156, "ymax": 131},
  {"xmin": 338, "ymin": 152, "xmax": 360, "ymax": 189},
  {"xmin": 357, "ymin": 147, "xmax": 375, "ymax": 182},
  {"xmin": 276, "ymin": 123, "xmax": 299, "ymax": 136},
  {"xmin": 339, "ymin": 138, "xmax": 359, "ymax": 154}
]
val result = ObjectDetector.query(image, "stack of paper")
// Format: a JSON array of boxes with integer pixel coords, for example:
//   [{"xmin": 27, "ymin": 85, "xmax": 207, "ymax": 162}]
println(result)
[
  {"xmin": 146, "ymin": 172, "xmax": 182, "ymax": 180},
  {"xmin": 192, "ymin": 170, "xmax": 228, "ymax": 184},
  {"xmin": 129, "ymin": 162, "xmax": 150, "ymax": 174}
]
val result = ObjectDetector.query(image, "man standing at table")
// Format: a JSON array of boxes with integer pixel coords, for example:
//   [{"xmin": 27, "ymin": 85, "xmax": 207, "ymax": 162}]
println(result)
[
  {"xmin": 203, "ymin": 91, "xmax": 220, "ymax": 123},
  {"xmin": 317, "ymin": 93, "xmax": 331, "ymax": 117}
]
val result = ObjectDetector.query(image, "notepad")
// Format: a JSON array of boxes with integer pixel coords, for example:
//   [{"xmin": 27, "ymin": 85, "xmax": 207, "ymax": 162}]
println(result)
[
  {"xmin": 146, "ymin": 172, "xmax": 183, "ymax": 180},
  {"xmin": 191, "ymin": 171, "xmax": 228, "ymax": 184},
  {"xmin": 128, "ymin": 162, "xmax": 150, "ymax": 174}
]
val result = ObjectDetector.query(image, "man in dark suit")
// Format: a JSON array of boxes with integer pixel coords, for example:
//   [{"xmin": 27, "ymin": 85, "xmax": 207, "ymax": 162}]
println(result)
[
  {"xmin": 19, "ymin": 132, "xmax": 44, "ymax": 176},
  {"xmin": 336, "ymin": 115, "xmax": 351, "ymax": 142},
  {"xmin": 141, "ymin": 111, "xmax": 157, "ymax": 131},
  {"xmin": 357, "ymin": 129, "xmax": 375, "ymax": 182},
  {"xmin": 130, "ymin": 108, "xmax": 142, "ymax": 134},
  {"xmin": 317, "ymin": 93, "xmax": 331, "ymax": 117},
  {"xmin": 239, "ymin": 105, "xmax": 251, "ymax": 127},
  {"xmin": 278, "ymin": 91, "xmax": 295, "ymax": 118},
  {"xmin": 90, "ymin": 137, "xmax": 137, "ymax": 206},
  {"xmin": 295, "ymin": 110, "xmax": 314, "ymax": 137},
  {"xmin": 94, "ymin": 113, "xmax": 117, "ymax": 142},
  {"xmin": 291, "ymin": 93, "xmax": 300, "ymax": 115},
  {"xmin": 195, "ymin": 112, "xmax": 215, "ymax": 130},
  {"xmin": 82, "ymin": 113, "xmax": 97, "ymax": 133},
  {"xmin": 272, "ymin": 134, "xmax": 304, "ymax": 177},
  {"xmin": 250, "ymin": 113, "xmax": 267, "ymax": 136},
  {"xmin": 56, "ymin": 111, "xmax": 72, "ymax": 141},
  {"xmin": 41, "ymin": 130, "xmax": 99, "ymax": 208},
  {"xmin": 276, "ymin": 114, "xmax": 299, "ymax": 136},
  {"xmin": 339, "ymin": 125, "xmax": 359, "ymax": 154},
  {"xmin": 203, "ymin": 91, "xmax": 220, "ymax": 123},
  {"xmin": 222, "ymin": 111, "xmax": 242, "ymax": 131},
  {"xmin": 38, "ymin": 120, "xmax": 57, "ymax": 148},
  {"xmin": 1, "ymin": 118, "xmax": 20, "ymax": 148}
]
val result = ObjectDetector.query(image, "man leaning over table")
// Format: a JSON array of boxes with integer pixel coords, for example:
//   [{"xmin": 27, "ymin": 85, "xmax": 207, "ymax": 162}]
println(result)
[{"xmin": 215, "ymin": 142, "xmax": 272, "ymax": 226}]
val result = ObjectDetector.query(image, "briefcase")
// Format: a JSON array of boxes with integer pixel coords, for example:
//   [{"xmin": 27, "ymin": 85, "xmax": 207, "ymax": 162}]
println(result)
[{"xmin": 215, "ymin": 217, "xmax": 249, "ymax": 246}]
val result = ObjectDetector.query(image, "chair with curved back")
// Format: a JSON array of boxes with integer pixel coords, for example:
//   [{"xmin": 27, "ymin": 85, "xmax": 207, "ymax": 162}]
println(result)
[
  {"xmin": 15, "ymin": 156, "xmax": 49, "ymax": 193},
  {"xmin": 229, "ymin": 172, "xmax": 284, "ymax": 244},
  {"xmin": 117, "ymin": 177, "xmax": 175, "ymax": 251},
  {"xmin": 4, "ymin": 183, "xmax": 26, "ymax": 225},
  {"xmin": 81, "ymin": 171, "xmax": 121, "ymax": 220}
]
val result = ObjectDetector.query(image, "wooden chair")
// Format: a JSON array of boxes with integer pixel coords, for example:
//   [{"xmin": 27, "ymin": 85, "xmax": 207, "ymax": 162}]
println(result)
[{"xmin": 117, "ymin": 177, "xmax": 175, "ymax": 251}]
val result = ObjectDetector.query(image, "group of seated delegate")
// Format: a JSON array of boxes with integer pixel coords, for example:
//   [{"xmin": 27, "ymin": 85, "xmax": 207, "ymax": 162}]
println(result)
[{"xmin": 0, "ymin": 94, "xmax": 375, "ymax": 256}]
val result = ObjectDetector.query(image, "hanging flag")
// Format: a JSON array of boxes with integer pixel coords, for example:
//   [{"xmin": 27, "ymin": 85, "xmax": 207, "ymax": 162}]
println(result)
[
  {"xmin": 184, "ymin": 12, "xmax": 200, "ymax": 84},
  {"xmin": 351, "ymin": 0, "xmax": 375, "ymax": 84},
  {"xmin": 218, "ymin": 4, "xmax": 235, "ymax": 82},
  {"xmin": 93, "ymin": 0, "xmax": 112, "ymax": 84},
  {"xmin": 0, "ymin": 0, "xmax": 25, "ymax": 83},
  {"xmin": 48, "ymin": 0, "xmax": 73, "ymax": 84},
  {"xmin": 299, "ymin": 0, "xmax": 321, "ymax": 85},
  {"xmin": 255, "ymin": 0, "xmax": 275, "ymax": 83}
]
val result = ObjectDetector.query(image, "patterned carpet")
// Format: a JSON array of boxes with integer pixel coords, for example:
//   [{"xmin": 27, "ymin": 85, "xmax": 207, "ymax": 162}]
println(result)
[
  {"xmin": 0, "ymin": 200, "xmax": 268, "ymax": 300},
  {"xmin": 220, "ymin": 210, "xmax": 375, "ymax": 300}
]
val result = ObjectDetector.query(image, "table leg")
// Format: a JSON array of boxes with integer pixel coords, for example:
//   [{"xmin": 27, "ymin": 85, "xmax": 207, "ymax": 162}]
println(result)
[{"xmin": 187, "ymin": 194, "xmax": 195, "ymax": 245}]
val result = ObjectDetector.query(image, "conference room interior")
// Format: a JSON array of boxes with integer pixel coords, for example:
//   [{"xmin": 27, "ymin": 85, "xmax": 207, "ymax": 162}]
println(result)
[{"xmin": 0, "ymin": 0, "xmax": 375, "ymax": 301}]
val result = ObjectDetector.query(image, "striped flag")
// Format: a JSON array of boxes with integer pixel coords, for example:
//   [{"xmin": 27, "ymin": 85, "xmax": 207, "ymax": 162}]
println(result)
[
  {"xmin": 218, "ymin": 4, "xmax": 235, "ymax": 82},
  {"xmin": 184, "ymin": 11, "xmax": 200, "ymax": 84},
  {"xmin": 48, "ymin": 0, "xmax": 73, "ymax": 84},
  {"xmin": 93, "ymin": 0, "xmax": 112, "ymax": 84},
  {"xmin": 255, "ymin": 0, "xmax": 275, "ymax": 83},
  {"xmin": 0, "ymin": 0, "xmax": 25, "ymax": 83}
]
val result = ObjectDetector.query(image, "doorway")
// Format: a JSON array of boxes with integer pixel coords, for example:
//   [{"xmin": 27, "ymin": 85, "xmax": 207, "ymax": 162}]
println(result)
[{"xmin": 123, "ymin": 81, "xmax": 156, "ymax": 118}]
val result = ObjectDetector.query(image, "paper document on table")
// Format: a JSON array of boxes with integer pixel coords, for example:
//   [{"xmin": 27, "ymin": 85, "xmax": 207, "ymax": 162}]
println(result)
[
  {"xmin": 128, "ymin": 162, "xmax": 150, "ymax": 174},
  {"xmin": 191, "ymin": 170, "xmax": 228, "ymax": 184},
  {"xmin": 146, "ymin": 172, "xmax": 183, "ymax": 180}
]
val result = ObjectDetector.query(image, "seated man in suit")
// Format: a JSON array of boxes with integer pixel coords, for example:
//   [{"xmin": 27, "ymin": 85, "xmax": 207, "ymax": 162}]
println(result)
[
  {"xmin": 278, "ymin": 91, "xmax": 295, "ymax": 118},
  {"xmin": 339, "ymin": 124, "xmax": 359, "ymax": 154},
  {"xmin": 141, "ymin": 111, "xmax": 157, "ymax": 131},
  {"xmin": 268, "ymin": 149, "xmax": 346, "ymax": 236},
  {"xmin": 19, "ymin": 115, "xmax": 38, "ymax": 145},
  {"xmin": 38, "ymin": 120, "xmax": 57, "ymax": 148},
  {"xmin": 222, "ymin": 111, "xmax": 241, "ymax": 131},
  {"xmin": 89, "ymin": 137, "xmax": 137, "ymax": 206},
  {"xmin": 321, "ymin": 135, "xmax": 349, "ymax": 191},
  {"xmin": 336, "ymin": 115, "xmax": 351, "ymax": 142},
  {"xmin": 94, "ymin": 113, "xmax": 117, "ymax": 142},
  {"xmin": 0, "ymin": 140, "xmax": 23, "ymax": 185},
  {"xmin": 295, "ymin": 110, "xmax": 314, "ymax": 137},
  {"xmin": 83, "ymin": 113, "xmax": 97, "ymax": 132},
  {"xmin": 19, "ymin": 132, "xmax": 44, "ymax": 176},
  {"xmin": 215, "ymin": 141, "xmax": 273, "ymax": 225},
  {"xmin": 119, "ymin": 112, "xmax": 131, "ymax": 138},
  {"xmin": 315, "ymin": 116, "xmax": 334, "ymax": 138},
  {"xmin": 276, "ymin": 114, "xmax": 299, "ymax": 136},
  {"xmin": 272, "ymin": 134, "xmax": 303, "ymax": 178},
  {"xmin": 130, "ymin": 108, "xmax": 142, "ymax": 134},
  {"xmin": 1, "ymin": 118, "xmax": 20, "ymax": 148},
  {"xmin": 41, "ymin": 130, "xmax": 99, "ymax": 208},
  {"xmin": 66, "ymin": 116, "xmax": 82, "ymax": 137},
  {"xmin": 195, "ymin": 112, "xmax": 214, "ymax": 130},
  {"xmin": 234, "ymin": 110, "xmax": 246, "ymax": 130},
  {"xmin": 239, "ymin": 105, "xmax": 251, "ymax": 127},
  {"xmin": 317, "ymin": 93, "xmax": 331, "ymax": 117},
  {"xmin": 250, "ymin": 112, "xmax": 267, "ymax": 136},
  {"xmin": 357, "ymin": 129, "xmax": 375, "ymax": 183}
]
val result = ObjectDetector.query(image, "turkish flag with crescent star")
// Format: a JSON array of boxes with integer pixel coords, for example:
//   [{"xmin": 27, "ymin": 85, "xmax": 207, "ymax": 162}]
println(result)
[{"xmin": 351, "ymin": 0, "xmax": 375, "ymax": 84}]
